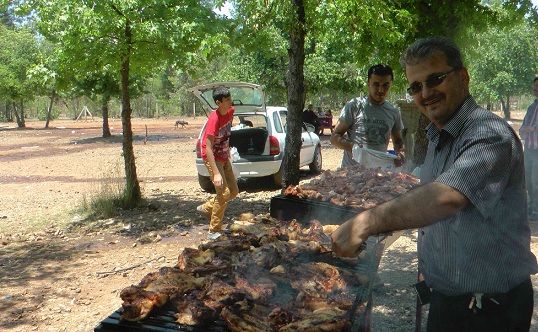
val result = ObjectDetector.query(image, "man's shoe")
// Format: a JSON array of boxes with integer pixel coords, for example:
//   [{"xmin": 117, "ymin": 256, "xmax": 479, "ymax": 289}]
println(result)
[{"xmin": 207, "ymin": 231, "xmax": 222, "ymax": 240}]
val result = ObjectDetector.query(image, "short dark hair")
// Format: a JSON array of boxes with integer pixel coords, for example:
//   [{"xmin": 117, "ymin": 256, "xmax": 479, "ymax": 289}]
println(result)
[
  {"xmin": 213, "ymin": 86, "xmax": 231, "ymax": 102},
  {"xmin": 400, "ymin": 36, "xmax": 464, "ymax": 70},
  {"xmin": 534, "ymin": 77, "xmax": 538, "ymax": 83},
  {"xmin": 368, "ymin": 64, "xmax": 393, "ymax": 80}
]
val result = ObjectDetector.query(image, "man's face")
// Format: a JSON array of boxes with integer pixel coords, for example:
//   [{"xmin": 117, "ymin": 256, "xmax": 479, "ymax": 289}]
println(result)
[
  {"xmin": 405, "ymin": 52, "xmax": 469, "ymax": 128},
  {"xmin": 367, "ymin": 74, "xmax": 392, "ymax": 105},
  {"xmin": 533, "ymin": 80, "xmax": 538, "ymax": 98},
  {"xmin": 216, "ymin": 96, "xmax": 233, "ymax": 111}
]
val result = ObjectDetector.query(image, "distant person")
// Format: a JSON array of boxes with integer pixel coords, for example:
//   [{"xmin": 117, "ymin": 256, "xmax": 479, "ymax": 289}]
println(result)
[
  {"xmin": 330, "ymin": 64, "xmax": 405, "ymax": 167},
  {"xmin": 302, "ymin": 104, "xmax": 320, "ymax": 132},
  {"xmin": 519, "ymin": 77, "xmax": 538, "ymax": 218},
  {"xmin": 196, "ymin": 86, "xmax": 239, "ymax": 240},
  {"xmin": 332, "ymin": 36, "xmax": 537, "ymax": 332}
]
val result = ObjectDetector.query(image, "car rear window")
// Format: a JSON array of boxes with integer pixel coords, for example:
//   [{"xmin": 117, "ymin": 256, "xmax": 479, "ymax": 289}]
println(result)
[
  {"xmin": 201, "ymin": 86, "xmax": 263, "ymax": 109},
  {"xmin": 232, "ymin": 114, "xmax": 267, "ymax": 130}
]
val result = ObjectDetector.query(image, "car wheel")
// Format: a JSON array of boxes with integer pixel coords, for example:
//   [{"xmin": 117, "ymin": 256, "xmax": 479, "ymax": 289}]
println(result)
[
  {"xmin": 272, "ymin": 167, "xmax": 283, "ymax": 188},
  {"xmin": 309, "ymin": 146, "xmax": 322, "ymax": 173},
  {"xmin": 198, "ymin": 174, "xmax": 215, "ymax": 193}
]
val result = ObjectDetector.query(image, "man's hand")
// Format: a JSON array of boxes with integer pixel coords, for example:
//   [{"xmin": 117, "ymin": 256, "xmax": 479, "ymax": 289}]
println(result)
[
  {"xmin": 394, "ymin": 152, "xmax": 405, "ymax": 167},
  {"xmin": 212, "ymin": 173, "xmax": 223, "ymax": 188},
  {"xmin": 331, "ymin": 213, "xmax": 371, "ymax": 257}
]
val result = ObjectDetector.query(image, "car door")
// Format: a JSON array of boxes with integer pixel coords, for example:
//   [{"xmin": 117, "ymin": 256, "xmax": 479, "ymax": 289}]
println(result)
[
  {"xmin": 300, "ymin": 123, "xmax": 316, "ymax": 165},
  {"xmin": 278, "ymin": 110, "xmax": 314, "ymax": 165}
]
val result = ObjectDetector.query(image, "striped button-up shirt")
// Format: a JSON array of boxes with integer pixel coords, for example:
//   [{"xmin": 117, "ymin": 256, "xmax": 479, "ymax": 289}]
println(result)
[{"xmin": 419, "ymin": 96, "xmax": 538, "ymax": 296}]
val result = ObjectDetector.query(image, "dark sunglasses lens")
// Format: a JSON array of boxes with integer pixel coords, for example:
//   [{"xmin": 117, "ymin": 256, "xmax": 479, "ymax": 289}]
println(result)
[
  {"xmin": 425, "ymin": 74, "xmax": 445, "ymax": 88},
  {"xmin": 407, "ymin": 83, "xmax": 422, "ymax": 95}
]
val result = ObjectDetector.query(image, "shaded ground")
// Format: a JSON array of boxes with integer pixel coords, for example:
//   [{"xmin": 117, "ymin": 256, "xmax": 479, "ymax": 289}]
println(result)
[{"xmin": 0, "ymin": 115, "xmax": 536, "ymax": 332}]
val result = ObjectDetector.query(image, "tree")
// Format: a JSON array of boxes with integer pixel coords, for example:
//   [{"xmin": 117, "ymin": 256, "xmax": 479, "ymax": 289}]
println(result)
[
  {"xmin": 74, "ymin": 69, "xmax": 124, "ymax": 137},
  {"xmin": 0, "ymin": 24, "xmax": 39, "ymax": 127},
  {"xmin": 395, "ymin": 0, "xmax": 533, "ymax": 165},
  {"xmin": 467, "ymin": 21, "xmax": 538, "ymax": 119},
  {"xmin": 233, "ymin": 0, "xmax": 413, "ymax": 186},
  {"xmin": 25, "ymin": 0, "xmax": 225, "ymax": 206}
]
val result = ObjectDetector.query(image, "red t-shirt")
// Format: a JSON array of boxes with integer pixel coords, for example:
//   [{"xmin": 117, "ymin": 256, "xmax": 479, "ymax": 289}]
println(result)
[{"xmin": 201, "ymin": 107, "xmax": 234, "ymax": 162}]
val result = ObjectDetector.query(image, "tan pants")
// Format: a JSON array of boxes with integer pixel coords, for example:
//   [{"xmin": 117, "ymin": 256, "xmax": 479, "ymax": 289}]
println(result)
[{"xmin": 201, "ymin": 159, "xmax": 238, "ymax": 232}]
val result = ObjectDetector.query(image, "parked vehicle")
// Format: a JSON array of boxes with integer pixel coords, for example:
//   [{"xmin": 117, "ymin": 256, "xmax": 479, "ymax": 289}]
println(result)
[{"xmin": 190, "ymin": 82, "xmax": 322, "ymax": 192}]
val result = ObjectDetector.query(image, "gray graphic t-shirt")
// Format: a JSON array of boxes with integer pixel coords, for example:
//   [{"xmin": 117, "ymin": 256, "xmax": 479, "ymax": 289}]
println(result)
[{"xmin": 339, "ymin": 97, "xmax": 403, "ymax": 166}]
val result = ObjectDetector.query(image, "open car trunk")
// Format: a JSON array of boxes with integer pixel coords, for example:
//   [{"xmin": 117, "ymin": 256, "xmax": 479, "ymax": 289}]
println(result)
[{"xmin": 229, "ymin": 127, "xmax": 268, "ymax": 156}]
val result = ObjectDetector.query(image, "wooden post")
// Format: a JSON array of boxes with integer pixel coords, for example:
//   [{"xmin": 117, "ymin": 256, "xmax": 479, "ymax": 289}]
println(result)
[{"xmin": 144, "ymin": 124, "xmax": 148, "ymax": 145}]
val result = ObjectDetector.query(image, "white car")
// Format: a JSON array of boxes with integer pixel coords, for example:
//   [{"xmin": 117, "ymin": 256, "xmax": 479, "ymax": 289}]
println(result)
[{"xmin": 190, "ymin": 82, "xmax": 322, "ymax": 192}]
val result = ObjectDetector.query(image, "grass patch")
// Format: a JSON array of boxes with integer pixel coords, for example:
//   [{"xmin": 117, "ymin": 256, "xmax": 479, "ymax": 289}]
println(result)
[{"xmin": 78, "ymin": 163, "xmax": 144, "ymax": 220}]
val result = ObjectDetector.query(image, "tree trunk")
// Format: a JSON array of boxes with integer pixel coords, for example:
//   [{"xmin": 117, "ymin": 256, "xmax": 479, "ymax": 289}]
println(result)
[
  {"xmin": 5, "ymin": 101, "xmax": 13, "ymax": 121},
  {"xmin": 500, "ymin": 97, "xmax": 510, "ymax": 120},
  {"xmin": 120, "ymin": 19, "xmax": 141, "ymax": 206},
  {"xmin": 413, "ymin": 113, "xmax": 430, "ymax": 167},
  {"xmin": 13, "ymin": 101, "xmax": 25, "ymax": 128},
  {"xmin": 282, "ymin": 0, "xmax": 306, "ymax": 189},
  {"xmin": 101, "ymin": 93, "xmax": 112, "ymax": 138},
  {"xmin": 503, "ymin": 95, "xmax": 511, "ymax": 120},
  {"xmin": 45, "ymin": 90, "xmax": 56, "ymax": 129}
]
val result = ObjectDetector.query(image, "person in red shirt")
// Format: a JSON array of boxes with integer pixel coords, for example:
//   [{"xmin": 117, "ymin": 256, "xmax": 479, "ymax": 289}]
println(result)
[{"xmin": 197, "ymin": 86, "xmax": 238, "ymax": 240}]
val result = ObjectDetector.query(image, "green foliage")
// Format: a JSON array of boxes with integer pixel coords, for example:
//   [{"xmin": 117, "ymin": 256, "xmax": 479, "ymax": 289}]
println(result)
[
  {"xmin": 37, "ymin": 103, "xmax": 60, "ymax": 120},
  {"xmin": 466, "ymin": 20, "xmax": 538, "ymax": 107},
  {"xmin": 0, "ymin": 24, "xmax": 39, "ymax": 101},
  {"xmin": 26, "ymin": 0, "xmax": 227, "ymax": 82},
  {"xmin": 230, "ymin": 0, "xmax": 415, "ymax": 101}
]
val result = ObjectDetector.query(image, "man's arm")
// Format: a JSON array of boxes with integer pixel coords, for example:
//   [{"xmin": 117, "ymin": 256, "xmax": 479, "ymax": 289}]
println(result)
[
  {"xmin": 331, "ymin": 181, "xmax": 469, "ymax": 257},
  {"xmin": 391, "ymin": 128, "xmax": 405, "ymax": 166},
  {"xmin": 520, "ymin": 104, "xmax": 537, "ymax": 134},
  {"xmin": 205, "ymin": 136, "xmax": 223, "ymax": 188},
  {"xmin": 330, "ymin": 120, "xmax": 353, "ymax": 151}
]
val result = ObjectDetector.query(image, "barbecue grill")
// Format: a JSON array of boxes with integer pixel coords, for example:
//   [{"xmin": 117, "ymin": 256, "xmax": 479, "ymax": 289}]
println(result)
[
  {"xmin": 94, "ymin": 306, "xmax": 227, "ymax": 331},
  {"xmin": 270, "ymin": 194, "xmax": 402, "ymax": 331},
  {"xmin": 95, "ymin": 194, "xmax": 401, "ymax": 332}
]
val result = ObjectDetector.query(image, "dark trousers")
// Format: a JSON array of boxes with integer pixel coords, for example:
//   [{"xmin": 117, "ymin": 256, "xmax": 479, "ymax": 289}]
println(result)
[
  {"xmin": 524, "ymin": 150, "xmax": 538, "ymax": 214},
  {"xmin": 426, "ymin": 278, "xmax": 534, "ymax": 332}
]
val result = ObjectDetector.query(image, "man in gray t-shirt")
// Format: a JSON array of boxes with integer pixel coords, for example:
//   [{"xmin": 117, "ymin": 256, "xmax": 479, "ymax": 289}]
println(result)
[{"xmin": 331, "ymin": 64, "xmax": 404, "ymax": 167}]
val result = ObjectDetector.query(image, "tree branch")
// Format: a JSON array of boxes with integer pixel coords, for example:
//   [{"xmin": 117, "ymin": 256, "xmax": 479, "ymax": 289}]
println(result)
[
  {"xmin": 108, "ymin": 1, "xmax": 126, "ymax": 19},
  {"xmin": 96, "ymin": 256, "xmax": 166, "ymax": 277}
]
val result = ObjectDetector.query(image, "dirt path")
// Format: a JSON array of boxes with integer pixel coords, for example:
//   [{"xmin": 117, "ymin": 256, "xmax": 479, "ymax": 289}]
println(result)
[{"xmin": 0, "ymin": 118, "xmax": 536, "ymax": 331}]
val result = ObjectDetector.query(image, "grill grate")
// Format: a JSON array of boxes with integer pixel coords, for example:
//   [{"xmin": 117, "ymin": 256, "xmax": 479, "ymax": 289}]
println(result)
[{"xmin": 94, "ymin": 307, "xmax": 227, "ymax": 332}]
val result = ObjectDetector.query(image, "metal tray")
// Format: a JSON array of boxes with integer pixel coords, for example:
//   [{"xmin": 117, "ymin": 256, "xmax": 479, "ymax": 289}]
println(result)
[{"xmin": 270, "ymin": 194, "xmax": 363, "ymax": 225}]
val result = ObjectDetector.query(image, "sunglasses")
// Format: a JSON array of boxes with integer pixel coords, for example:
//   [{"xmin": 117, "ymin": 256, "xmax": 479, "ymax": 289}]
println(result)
[{"xmin": 406, "ymin": 68, "xmax": 460, "ymax": 95}]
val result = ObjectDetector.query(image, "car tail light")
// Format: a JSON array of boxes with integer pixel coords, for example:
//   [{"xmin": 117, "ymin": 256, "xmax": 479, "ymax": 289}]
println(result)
[
  {"xmin": 196, "ymin": 139, "xmax": 202, "ymax": 158},
  {"xmin": 269, "ymin": 136, "xmax": 280, "ymax": 155}
]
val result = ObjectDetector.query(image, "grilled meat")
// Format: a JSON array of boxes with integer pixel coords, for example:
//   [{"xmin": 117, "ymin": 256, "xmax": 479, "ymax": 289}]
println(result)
[
  {"xmin": 177, "ymin": 248, "xmax": 228, "ymax": 274},
  {"xmin": 120, "ymin": 267, "xmax": 206, "ymax": 321},
  {"xmin": 278, "ymin": 307, "xmax": 350, "ymax": 332},
  {"xmin": 119, "ymin": 211, "xmax": 377, "ymax": 328},
  {"xmin": 285, "ymin": 163, "xmax": 418, "ymax": 209}
]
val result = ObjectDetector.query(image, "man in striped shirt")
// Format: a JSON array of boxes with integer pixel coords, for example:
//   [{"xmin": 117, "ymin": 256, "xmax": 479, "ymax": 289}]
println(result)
[
  {"xmin": 519, "ymin": 77, "xmax": 538, "ymax": 218},
  {"xmin": 331, "ymin": 37, "xmax": 537, "ymax": 331}
]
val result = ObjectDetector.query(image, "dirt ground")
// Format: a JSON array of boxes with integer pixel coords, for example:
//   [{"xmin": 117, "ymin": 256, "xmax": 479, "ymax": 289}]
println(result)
[{"xmin": 0, "ymin": 116, "xmax": 536, "ymax": 332}]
